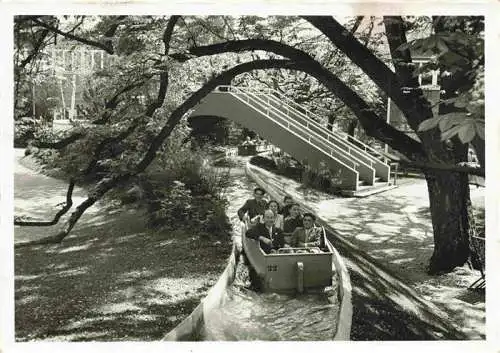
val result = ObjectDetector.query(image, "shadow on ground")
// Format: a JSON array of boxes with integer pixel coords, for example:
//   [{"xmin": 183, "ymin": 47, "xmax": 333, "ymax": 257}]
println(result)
[
  {"xmin": 15, "ymin": 206, "xmax": 231, "ymax": 341},
  {"xmin": 327, "ymin": 230, "xmax": 468, "ymax": 340}
]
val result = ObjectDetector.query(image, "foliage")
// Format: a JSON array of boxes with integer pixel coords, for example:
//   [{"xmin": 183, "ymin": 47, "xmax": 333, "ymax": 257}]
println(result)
[
  {"xmin": 14, "ymin": 117, "xmax": 37, "ymax": 148},
  {"xmin": 402, "ymin": 16, "xmax": 485, "ymax": 144},
  {"xmin": 144, "ymin": 166, "xmax": 231, "ymax": 238},
  {"xmin": 250, "ymin": 153, "xmax": 341, "ymax": 195},
  {"xmin": 14, "ymin": 15, "xmax": 485, "ymax": 273},
  {"xmin": 300, "ymin": 161, "xmax": 343, "ymax": 195}
]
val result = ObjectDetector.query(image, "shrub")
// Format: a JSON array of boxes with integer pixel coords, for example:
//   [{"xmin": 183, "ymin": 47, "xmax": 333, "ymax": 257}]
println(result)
[
  {"xmin": 147, "ymin": 180, "xmax": 194, "ymax": 230},
  {"xmin": 14, "ymin": 117, "xmax": 36, "ymax": 148},
  {"xmin": 142, "ymin": 142, "xmax": 232, "ymax": 238},
  {"xmin": 250, "ymin": 154, "xmax": 342, "ymax": 196}
]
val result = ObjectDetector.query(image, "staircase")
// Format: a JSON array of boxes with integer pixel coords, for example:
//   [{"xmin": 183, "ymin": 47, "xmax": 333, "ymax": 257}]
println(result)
[{"xmin": 190, "ymin": 85, "xmax": 394, "ymax": 196}]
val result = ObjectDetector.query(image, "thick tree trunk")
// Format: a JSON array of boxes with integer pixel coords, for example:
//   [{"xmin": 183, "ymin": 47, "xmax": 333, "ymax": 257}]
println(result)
[{"xmin": 425, "ymin": 170, "xmax": 475, "ymax": 274}]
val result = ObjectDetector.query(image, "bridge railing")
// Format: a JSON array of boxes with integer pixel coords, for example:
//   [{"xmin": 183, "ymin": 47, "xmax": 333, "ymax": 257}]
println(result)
[
  {"xmin": 215, "ymin": 86, "xmax": 388, "ymax": 180},
  {"xmin": 217, "ymin": 85, "xmax": 386, "ymax": 162},
  {"xmin": 220, "ymin": 86, "xmax": 363, "ymax": 173}
]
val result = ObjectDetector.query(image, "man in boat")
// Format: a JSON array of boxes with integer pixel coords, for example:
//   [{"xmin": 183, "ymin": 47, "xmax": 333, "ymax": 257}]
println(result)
[
  {"xmin": 283, "ymin": 203, "xmax": 303, "ymax": 233},
  {"xmin": 245, "ymin": 209, "xmax": 285, "ymax": 254},
  {"xmin": 279, "ymin": 195, "xmax": 294, "ymax": 218},
  {"xmin": 237, "ymin": 187, "xmax": 267, "ymax": 224},
  {"xmin": 291, "ymin": 213, "xmax": 324, "ymax": 252}
]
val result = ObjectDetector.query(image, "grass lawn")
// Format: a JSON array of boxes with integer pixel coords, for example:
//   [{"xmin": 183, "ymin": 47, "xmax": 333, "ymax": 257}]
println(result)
[
  {"xmin": 15, "ymin": 206, "xmax": 232, "ymax": 341},
  {"xmin": 14, "ymin": 150, "xmax": 232, "ymax": 341}
]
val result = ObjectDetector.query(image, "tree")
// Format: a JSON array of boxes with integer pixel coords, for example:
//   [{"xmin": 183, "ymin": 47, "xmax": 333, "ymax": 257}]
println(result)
[{"xmin": 15, "ymin": 16, "xmax": 484, "ymax": 276}]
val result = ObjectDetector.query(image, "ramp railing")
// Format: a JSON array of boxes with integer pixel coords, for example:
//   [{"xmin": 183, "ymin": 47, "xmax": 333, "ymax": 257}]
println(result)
[
  {"xmin": 224, "ymin": 86, "xmax": 361, "ymax": 173},
  {"xmin": 216, "ymin": 86, "xmax": 389, "ymax": 181},
  {"xmin": 251, "ymin": 86, "xmax": 386, "ymax": 162}
]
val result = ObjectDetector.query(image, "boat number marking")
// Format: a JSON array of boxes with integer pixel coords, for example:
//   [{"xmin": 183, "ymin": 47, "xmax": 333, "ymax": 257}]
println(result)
[{"xmin": 267, "ymin": 265, "xmax": 278, "ymax": 272}]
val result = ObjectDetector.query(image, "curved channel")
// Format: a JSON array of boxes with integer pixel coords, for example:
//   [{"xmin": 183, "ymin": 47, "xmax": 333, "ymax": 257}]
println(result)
[{"xmin": 198, "ymin": 158, "xmax": 341, "ymax": 341}]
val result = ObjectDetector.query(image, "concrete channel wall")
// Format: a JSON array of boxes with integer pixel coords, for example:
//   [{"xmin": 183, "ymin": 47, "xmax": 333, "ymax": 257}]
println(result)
[
  {"xmin": 245, "ymin": 162, "xmax": 353, "ymax": 340},
  {"xmin": 162, "ymin": 241, "xmax": 241, "ymax": 341}
]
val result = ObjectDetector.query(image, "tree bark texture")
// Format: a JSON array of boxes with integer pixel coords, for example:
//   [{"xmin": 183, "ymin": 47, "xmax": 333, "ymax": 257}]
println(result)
[{"xmin": 425, "ymin": 170, "xmax": 478, "ymax": 274}]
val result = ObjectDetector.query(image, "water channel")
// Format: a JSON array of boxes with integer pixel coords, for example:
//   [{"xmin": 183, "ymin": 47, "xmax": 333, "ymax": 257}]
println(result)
[{"xmin": 199, "ymin": 160, "xmax": 340, "ymax": 341}]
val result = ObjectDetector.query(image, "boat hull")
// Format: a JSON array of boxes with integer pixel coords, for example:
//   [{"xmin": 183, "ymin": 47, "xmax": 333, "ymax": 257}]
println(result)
[{"xmin": 241, "ymin": 222, "xmax": 334, "ymax": 293}]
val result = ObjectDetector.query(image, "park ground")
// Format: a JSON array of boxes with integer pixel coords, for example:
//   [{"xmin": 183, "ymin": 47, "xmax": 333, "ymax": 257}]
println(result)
[{"xmin": 13, "ymin": 149, "xmax": 485, "ymax": 340}]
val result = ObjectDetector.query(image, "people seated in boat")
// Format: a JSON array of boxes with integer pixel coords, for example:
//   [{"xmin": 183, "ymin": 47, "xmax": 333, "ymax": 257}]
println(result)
[
  {"xmin": 283, "ymin": 203, "xmax": 303, "ymax": 244},
  {"xmin": 283, "ymin": 203, "xmax": 303, "ymax": 233},
  {"xmin": 291, "ymin": 213, "xmax": 323, "ymax": 253},
  {"xmin": 245, "ymin": 209, "xmax": 285, "ymax": 254},
  {"xmin": 241, "ymin": 136, "xmax": 255, "ymax": 146},
  {"xmin": 267, "ymin": 200, "xmax": 284, "ymax": 230},
  {"xmin": 279, "ymin": 195, "xmax": 294, "ymax": 218},
  {"xmin": 237, "ymin": 187, "xmax": 267, "ymax": 224}
]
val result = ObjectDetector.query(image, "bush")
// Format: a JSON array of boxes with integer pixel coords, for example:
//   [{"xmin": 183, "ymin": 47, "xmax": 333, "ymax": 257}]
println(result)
[
  {"xmin": 250, "ymin": 155, "xmax": 278, "ymax": 171},
  {"xmin": 142, "ymin": 143, "xmax": 232, "ymax": 238},
  {"xmin": 212, "ymin": 157, "xmax": 237, "ymax": 168},
  {"xmin": 250, "ymin": 154, "xmax": 342, "ymax": 196},
  {"xmin": 14, "ymin": 117, "xmax": 36, "ymax": 148}
]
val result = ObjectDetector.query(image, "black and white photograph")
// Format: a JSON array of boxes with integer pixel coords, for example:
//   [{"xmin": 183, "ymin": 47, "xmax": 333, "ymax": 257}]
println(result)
[{"xmin": 1, "ymin": 3, "xmax": 497, "ymax": 351}]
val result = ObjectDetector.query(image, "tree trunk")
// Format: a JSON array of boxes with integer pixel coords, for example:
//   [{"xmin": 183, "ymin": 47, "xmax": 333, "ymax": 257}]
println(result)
[{"xmin": 425, "ymin": 170, "xmax": 475, "ymax": 274}]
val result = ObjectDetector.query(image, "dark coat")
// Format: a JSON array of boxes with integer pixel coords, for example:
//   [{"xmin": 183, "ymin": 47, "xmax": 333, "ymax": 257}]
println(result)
[
  {"xmin": 279, "ymin": 204, "xmax": 293, "ymax": 218},
  {"xmin": 237, "ymin": 199, "xmax": 267, "ymax": 221},
  {"xmin": 283, "ymin": 215, "xmax": 303, "ymax": 234},
  {"xmin": 246, "ymin": 223, "xmax": 285, "ymax": 253}
]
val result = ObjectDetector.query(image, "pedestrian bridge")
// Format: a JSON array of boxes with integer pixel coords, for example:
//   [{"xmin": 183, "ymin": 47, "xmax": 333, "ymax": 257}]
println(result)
[{"xmin": 189, "ymin": 86, "xmax": 392, "ymax": 194}]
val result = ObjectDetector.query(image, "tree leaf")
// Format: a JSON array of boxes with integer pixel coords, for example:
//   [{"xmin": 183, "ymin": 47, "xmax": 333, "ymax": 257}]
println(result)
[
  {"xmin": 475, "ymin": 121, "xmax": 485, "ymax": 140},
  {"xmin": 438, "ymin": 113, "xmax": 464, "ymax": 132},
  {"xmin": 440, "ymin": 124, "xmax": 463, "ymax": 141},
  {"xmin": 418, "ymin": 116, "xmax": 440, "ymax": 132},
  {"xmin": 457, "ymin": 123, "xmax": 476, "ymax": 143},
  {"xmin": 453, "ymin": 94, "xmax": 470, "ymax": 108}
]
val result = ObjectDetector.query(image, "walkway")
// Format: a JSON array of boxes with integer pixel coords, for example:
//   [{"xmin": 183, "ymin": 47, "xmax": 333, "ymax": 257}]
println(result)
[{"xmin": 247, "ymin": 163, "xmax": 485, "ymax": 339}]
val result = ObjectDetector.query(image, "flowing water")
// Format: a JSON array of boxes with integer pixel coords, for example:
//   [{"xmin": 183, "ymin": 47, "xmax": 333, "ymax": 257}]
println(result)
[
  {"xmin": 201, "ymin": 256, "xmax": 340, "ymax": 341},
  {"xmin": 200, "ymin": 159, "xmax": 340, "ymax": 341}
]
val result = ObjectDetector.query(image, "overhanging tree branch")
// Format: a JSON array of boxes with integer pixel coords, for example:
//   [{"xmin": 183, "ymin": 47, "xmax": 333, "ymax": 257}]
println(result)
[
  {"xmin": 84, "ymin": 16, "xmax": 180, "ymax": 176},
  {"xmin": 15, "ymin": 59, "xmax": 298, "ymax": 247},
  {"xmin": 19, "ymin": 29, "xmax": 51, "ymax": 69},
  {"xmin": 30, "ymin": 17, "xmax": 114, "ymax": 54},
  {"xmin": 302, "ymin": 16, "xmax": 435, "ymax": 128},
  {"xmin": 14, "ymin": 179, "xmax": 75, "ymax": 226},
  {"xmin": 171, "ymin": 38, "xmax": 427, "ymax": 160}
]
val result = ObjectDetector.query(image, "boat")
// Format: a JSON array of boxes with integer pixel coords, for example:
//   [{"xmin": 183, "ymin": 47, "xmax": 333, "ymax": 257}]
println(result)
[{"xmin": 240, "ymin": 220, "xmax": 335, "ymax": 293}]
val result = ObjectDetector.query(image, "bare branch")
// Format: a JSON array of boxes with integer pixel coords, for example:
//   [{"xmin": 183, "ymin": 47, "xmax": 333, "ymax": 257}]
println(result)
[
  {"xmin": 163, "ymin": 15, "xmax": 180, "ymax": 55},
  {"xmin": 30, "ymin": 17, "xmax": 114, "ymax": 54},
  {"xmin": 14, "ymin": 179, "xmax": 75, "ymax": 226},
  {"xmin": 398, "ymin": 159, "xmax": 485, "ymax": 177},
  {"xmin": 351, "ymin": 16, "xmax": 364, "ymax": 34},
  {"xmin": 19, "ymin": 29, "xmax": 51, "ymax": 68}
]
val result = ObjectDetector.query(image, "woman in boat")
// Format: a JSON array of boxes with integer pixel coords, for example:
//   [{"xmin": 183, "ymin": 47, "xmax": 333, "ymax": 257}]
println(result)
[
  {"xmin": 267, "ymin": 200, "xmax": 284, "ymax": 230},
  {"xmin": 245, "ymin": 209, "xmax": 285, "ymax": 254},
  {"xmin": 291, "ymin": 213, "xmax": 324, "ymax": 252},
  {"xmin": 237, "ymin": 187, "xmax": 267, "ymax": 224}
]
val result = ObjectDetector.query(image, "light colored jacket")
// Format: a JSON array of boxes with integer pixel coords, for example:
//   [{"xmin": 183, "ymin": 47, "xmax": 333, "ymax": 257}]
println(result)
[{"xmin": 291, "ymin": 226, "xmax": 322, "ymax": 248}]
